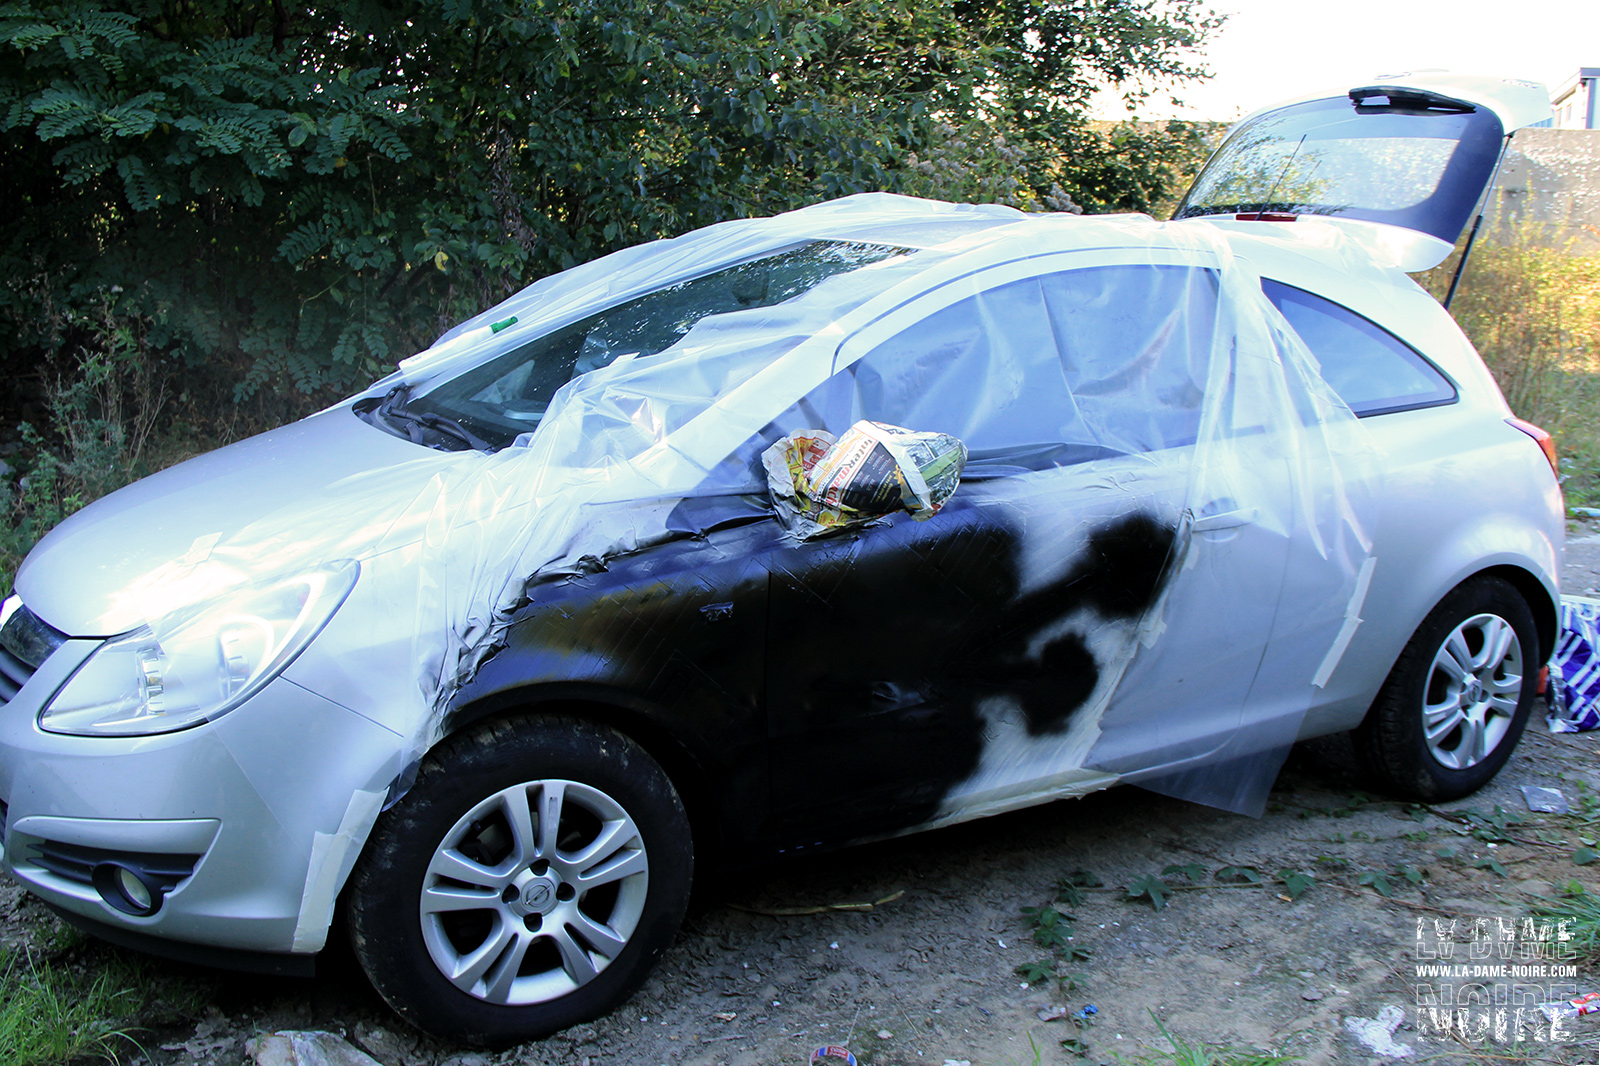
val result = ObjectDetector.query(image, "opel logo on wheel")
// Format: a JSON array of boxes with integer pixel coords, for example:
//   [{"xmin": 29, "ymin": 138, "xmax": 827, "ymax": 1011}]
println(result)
[{"xmin": 524, "ymin": 883, "xmax": 554, "ymax": 910}]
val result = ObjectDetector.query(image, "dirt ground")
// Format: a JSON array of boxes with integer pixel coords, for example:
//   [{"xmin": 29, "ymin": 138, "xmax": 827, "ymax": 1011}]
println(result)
[{"xmin": 9, "ymin": 527, "xmax": 1600, "ymax": 1066}]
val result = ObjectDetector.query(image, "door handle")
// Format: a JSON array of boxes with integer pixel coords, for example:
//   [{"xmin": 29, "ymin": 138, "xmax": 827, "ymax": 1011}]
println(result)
[{"xmin": 1190, "ymin": 503, "xmax": 1257, "ymax": 533}]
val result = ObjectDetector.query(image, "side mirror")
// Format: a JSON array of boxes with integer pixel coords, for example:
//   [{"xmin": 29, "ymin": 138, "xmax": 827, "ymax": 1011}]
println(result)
[{"xmin": 762, "ymin": 420, "xmax": 967, "ymax": 537}]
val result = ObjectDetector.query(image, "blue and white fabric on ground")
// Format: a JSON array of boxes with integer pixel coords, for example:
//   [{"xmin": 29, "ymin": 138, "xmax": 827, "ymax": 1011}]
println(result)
[{"xmin": 1550, "ymin": 595, "xmax": 1600, "ymax": 732}]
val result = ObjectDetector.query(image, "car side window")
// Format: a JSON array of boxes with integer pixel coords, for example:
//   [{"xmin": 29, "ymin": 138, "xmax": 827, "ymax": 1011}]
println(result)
[
  {"xmin": 1262, "ymin": 279, "xmax": 1456, "ymax": 417},
  {"xmin": 782, "ymin": 264, "xmax": 1220, "ymax": 467},
  {"xmin": 689, "ymin": 263, "xmax": 1223, "ymax": 496}
]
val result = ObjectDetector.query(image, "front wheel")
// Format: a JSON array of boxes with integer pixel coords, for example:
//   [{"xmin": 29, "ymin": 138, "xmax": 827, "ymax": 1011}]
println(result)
[
  {"xmin": 347, "ymin": 716, "xmax": 692, "ymax": 1046},
  {"xmin": 1354, "ymin": 576, "xmax": 1539, "ymax": 801}
]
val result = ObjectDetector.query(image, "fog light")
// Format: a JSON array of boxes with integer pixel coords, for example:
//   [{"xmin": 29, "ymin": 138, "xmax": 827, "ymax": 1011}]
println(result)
[{"xmin": 91, "ymin": 862, "xmax": 163, "ymax": 917}]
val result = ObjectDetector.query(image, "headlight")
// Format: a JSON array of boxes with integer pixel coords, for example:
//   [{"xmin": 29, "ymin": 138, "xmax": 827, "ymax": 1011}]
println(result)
[{"xmin": 39, "ymin": 561, "xmax": 359, "ymax": 737}]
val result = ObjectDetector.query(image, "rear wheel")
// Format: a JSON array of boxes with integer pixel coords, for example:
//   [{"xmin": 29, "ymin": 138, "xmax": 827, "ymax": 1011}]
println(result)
[
  {"xmin": 348, "ymin": 716, "xmax": 692, "ymax": 1046},
  {"xmin": 1354, "ymin": 576, "xmax": 1538, "ymax": 801}
]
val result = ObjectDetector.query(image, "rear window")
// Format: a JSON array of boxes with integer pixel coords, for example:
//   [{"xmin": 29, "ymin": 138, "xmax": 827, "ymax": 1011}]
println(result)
[
  {"xmin": 1175, "ymin": 92, "xmax": 1504, "ymax": 245},
  {"xmin": 1263, "ymin": 280, "xmax": 1456, "ymax": 416}
]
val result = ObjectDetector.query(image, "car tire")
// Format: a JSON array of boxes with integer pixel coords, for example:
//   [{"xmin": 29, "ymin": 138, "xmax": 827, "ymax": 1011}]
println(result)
[
  {"xmin": 347, "ymin": 715, "xmax": 692, "ymax": 1047},
  {"xmin": 1354, "ymin": 576, "xmax": 1539, "ymax": 802}
]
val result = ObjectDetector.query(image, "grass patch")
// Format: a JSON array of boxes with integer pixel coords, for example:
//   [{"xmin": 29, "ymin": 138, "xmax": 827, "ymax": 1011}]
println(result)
[
  {"xmin": 1528, "ymin": 879, "xmax": 1600, "ymax": 962},
  {"xmin": 1128, "ymin": 1017, "xmax": 1295, "ymax": 1066},
  {"xmin": 0, "ymin": 948, "xmax": 146, "ymax": 1065}
]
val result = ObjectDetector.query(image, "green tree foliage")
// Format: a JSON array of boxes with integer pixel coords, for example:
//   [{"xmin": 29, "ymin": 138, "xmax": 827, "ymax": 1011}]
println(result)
[{"xmin": 0, "ymin": 0, "xmax": 1220, "ymax": 401}]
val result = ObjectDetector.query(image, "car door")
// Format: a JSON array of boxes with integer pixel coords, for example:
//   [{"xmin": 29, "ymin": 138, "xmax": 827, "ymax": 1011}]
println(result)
[{"xmin": 760, "ymin": 256, "xmax": 1303, "ymax": 844}]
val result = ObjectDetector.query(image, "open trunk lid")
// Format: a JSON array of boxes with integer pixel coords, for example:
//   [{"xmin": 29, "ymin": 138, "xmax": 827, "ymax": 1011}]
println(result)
[{"xmin": 1174, "ymin": 72, "xmax": 1551, "ymax": 270}]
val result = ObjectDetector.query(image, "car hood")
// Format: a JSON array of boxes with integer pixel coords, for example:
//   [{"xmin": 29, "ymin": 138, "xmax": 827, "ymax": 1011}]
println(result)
[
  {"xmin": 1174, "ymin": 71, "xmax": 1551, "ymax": 270},
  {"xmin": 16, "ymin": 407, "xmax": 440, "ymax": 636}
]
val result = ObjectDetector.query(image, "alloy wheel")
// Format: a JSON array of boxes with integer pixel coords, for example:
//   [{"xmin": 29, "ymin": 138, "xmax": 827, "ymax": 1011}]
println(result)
[
  {"xmin": 419, "ymin": 779, "xmax": 649, "ymax": 1006},
  {"xmin": 1422, "ymin": 612, "xmax": 1523, "ymax": 771}
]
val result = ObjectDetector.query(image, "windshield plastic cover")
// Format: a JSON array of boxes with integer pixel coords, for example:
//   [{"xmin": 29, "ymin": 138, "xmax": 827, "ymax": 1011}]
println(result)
[
  {"xmin": 1175, "ymin": 93, "xmax": 1505, "ymax": 245},
  {"xmin": 100, "ymin": 195, "xmax": 1378, "ymax": 875}
]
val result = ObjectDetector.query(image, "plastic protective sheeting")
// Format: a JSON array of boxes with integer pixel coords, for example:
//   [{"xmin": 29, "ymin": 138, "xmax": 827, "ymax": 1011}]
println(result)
[{"xmin": 109, "ymin": 193, "xmax": 1378, "ymax": 870}]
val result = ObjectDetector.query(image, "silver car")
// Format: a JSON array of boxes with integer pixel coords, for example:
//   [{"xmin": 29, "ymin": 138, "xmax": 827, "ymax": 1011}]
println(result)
[{"xmin": 0, "ymin": 72, "xmax": 1563, "ymax": 1045}]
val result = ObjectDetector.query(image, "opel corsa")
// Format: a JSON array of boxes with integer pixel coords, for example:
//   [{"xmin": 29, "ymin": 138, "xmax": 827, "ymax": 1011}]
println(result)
[{"xmin": 0, "ymin": 73, "xmax": 1564, "ymax": 1045}]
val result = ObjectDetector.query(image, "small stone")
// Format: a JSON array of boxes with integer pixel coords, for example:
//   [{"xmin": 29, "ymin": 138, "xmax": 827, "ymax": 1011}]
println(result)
[
  {"xmin": 249, "ymin": 1031, "xmax": 384, "ymax": 1066},
  {"xmin": 877, "ymin": 1029, "xmax": 894, "ymax": 1039},
  {"xmin": 1037, "ymin": 1005, "xmax": 1071, "ymax": 1022},
  {"xmin": 1302, "ymin": 989, "xmax": 1325, "ymax": 1002}
]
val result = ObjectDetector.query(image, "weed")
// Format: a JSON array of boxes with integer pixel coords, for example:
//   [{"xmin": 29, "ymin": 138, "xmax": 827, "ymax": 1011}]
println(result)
[
  {"xmin": 0, "ymin": 949, "xmax": 144, "ymax": 1066},
  {"xmin": 1125, "ymin": 875, "xmax": 1171, "ymax": 911},
  {"xmin": 1274, "ymin": 870, "xmax": 1314, "ymax": 901},
  {"xmin": 1216, "ymin": 865, "xmax": 1263, "ymax": 884},
  {"xmin": 1359, "ymin": 865, "xmax": 1426, "ymax": 897},
  {"xmin": 1462, "ymin": 806, "xmax": 1528, "ymax": 843},
  {"xmin": 1473, "ymin": 856, "xmax": 1509, "ymax": 877},
  {"xmin": 1021, "ymin": 903, "xmax": 1075, "ymax": 949},
  {"xmin": 1019, "ymin": 887, "xmax": 1093, "ymax": 995},
  {"xmin": 1132, "ymin": 1014, "xmax": 1295, "ymax": 1066},
  {"xmin": 1161, "ymin": 863, "xmax": 1206, "ymax": 883},
  {"xmin": 1530, "ymin": 882, "xmax": 1600, "ymax": 961},
  {"xmin": 1016, "ymin": 959, "xmax": 1054, "ymax": 984}
]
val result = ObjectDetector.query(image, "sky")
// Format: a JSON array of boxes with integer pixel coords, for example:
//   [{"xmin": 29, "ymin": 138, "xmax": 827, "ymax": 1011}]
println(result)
[{"xmin": 1092, "ymin": 0, "xmax": 1600, "ymax": 122}]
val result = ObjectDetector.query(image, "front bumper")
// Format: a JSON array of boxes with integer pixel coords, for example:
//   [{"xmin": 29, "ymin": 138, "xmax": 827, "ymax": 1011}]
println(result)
[{"xmin": 0, "ymin": 638, "xmax": 406, "ymax": 958}]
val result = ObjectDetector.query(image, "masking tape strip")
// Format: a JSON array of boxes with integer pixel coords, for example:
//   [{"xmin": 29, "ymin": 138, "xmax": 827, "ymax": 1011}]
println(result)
[
  {"xmin": 1311, "ymin": 555, "xmax": 1378, "ymax": 690},
  {"xmin": 290, "ymin": 787, "xmax": 385, "ymax": 952}
]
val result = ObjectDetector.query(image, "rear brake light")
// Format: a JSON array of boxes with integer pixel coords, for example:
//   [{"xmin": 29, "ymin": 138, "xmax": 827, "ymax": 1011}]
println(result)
[
  {"xmin": 1235, "ymin": 212, "xmax": 1298, "ymax": 223},
  {"xmin": 1507, "ymin": 418, "xmax": 1558, "ymax": 477}
]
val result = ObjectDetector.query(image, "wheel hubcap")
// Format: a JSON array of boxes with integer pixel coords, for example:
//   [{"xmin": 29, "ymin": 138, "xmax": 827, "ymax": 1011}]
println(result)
[
  {"xmin": 419, "ymin": 779, "xmax": 649, "ymax": 1006},
  {"xmin": 1422, "ymin": 612, "xmax": 1523, "ymax": 771}
]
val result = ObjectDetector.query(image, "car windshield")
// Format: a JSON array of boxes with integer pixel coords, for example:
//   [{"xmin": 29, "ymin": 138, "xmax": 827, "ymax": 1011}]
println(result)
[
  {"xmin": 367, "ymin": 241, "xmax": 905, "ymax": 451},
  {"xmin": 1174, "ymin": 91, "xmax": 1504, "ymax": 244}
]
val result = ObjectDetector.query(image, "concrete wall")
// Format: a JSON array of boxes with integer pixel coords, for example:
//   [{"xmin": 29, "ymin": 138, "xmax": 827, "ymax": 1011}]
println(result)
[{"xmin": 1493, "ymin": 128, "xmax": 1600, "ymax": 253}]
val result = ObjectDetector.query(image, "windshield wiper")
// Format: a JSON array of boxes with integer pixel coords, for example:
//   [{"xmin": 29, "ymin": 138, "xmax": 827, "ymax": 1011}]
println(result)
[{"xmin": 367, "ymin": 385, "xmax": 495, "ymax": 452}]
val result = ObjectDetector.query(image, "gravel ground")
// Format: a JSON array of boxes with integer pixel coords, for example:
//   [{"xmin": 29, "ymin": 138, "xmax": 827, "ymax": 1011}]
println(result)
[{"xmin": 7, "ymin": 524, "xmax": 1600, "ymax": 1066}]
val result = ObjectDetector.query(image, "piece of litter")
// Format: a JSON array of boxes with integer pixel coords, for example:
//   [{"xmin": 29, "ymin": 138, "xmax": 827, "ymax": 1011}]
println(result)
[
  {"xmin": 944, "ymin": 1060, "xmax": 973, "ymax": 1066},
  {"xmin": 733, "ymin": 890, "xmax": 905, "ymax": 917},
  {"xmin": 1344, "ymin": 1005, "xmax": 1413, "ymax": 1058},
  {"xmin": 812, "ymin": 1048, "xmax": 858, "ymax": 1066},
  {"xmin": 876, "ymin": 1029, "xmax": 893, "ymax": 1039},
  {"xmin": 830, "ymin": 942, "xmax": 839, "ymax": 949},
  {"xmin": 1521, "ymin": 785, "xmax": 1570, "ymax": 813},
  {"xmin": 713, "ymin": 1012, "xmax": 737, "ymax": 1022},
  {"xmin": 997, "ymin": 938, "xmax": 1007, "ymax": 948},
  {"xmin": 1540, "ymin": 990, "xmax": 1600, "ymax": 1022},
  {"xmin": 1037, "ymin": 1005, "xmax": 1071, "ymax": 1022}
]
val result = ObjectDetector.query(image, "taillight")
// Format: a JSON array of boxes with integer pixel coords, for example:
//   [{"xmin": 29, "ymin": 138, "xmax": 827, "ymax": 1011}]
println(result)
[{"xmin": 1507, "ymin": 418, "xmax": 1558, "ymax": 478}]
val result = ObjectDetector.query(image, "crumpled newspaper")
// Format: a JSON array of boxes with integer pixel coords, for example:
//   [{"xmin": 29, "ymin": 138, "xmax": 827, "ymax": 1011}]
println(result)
[{"xmin": 762, "ymin": 420, "xmax": 967, "ymax": 538}]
